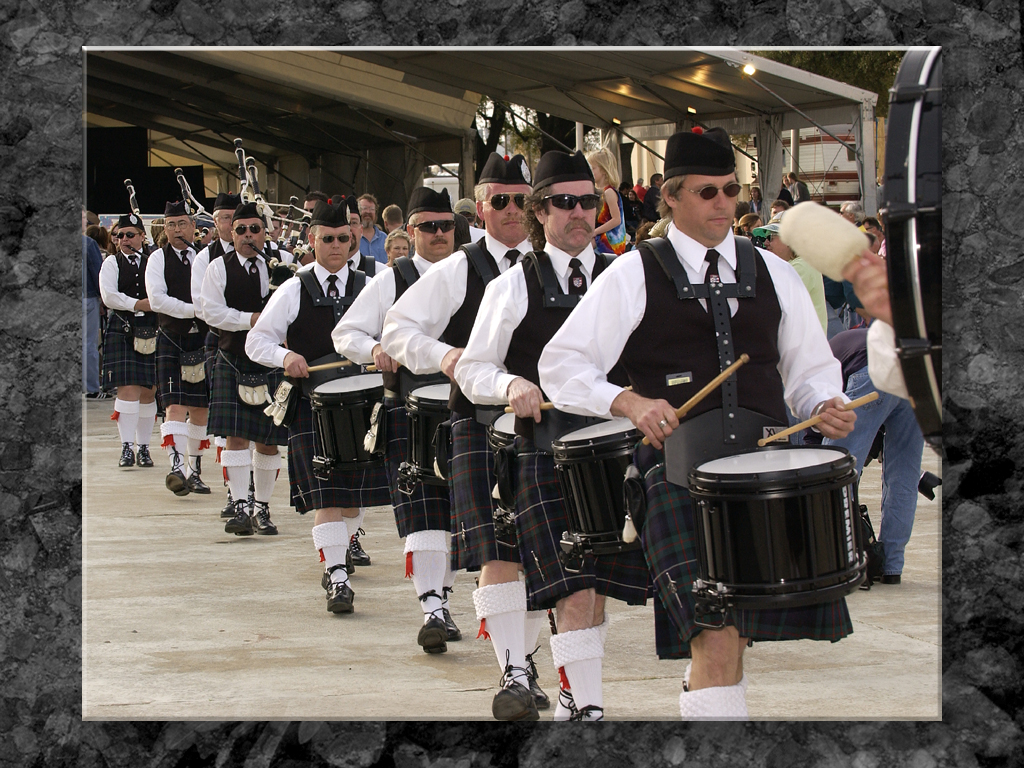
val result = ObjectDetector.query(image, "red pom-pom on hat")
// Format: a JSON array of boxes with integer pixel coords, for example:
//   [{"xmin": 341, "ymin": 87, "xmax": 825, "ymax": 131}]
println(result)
[{"xmin": 692, "ymin": 126, "xmax": 704, "ymax": 134}]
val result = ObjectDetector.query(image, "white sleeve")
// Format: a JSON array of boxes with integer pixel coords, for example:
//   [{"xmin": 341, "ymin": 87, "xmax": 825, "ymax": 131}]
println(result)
[
  {"xmin": 332, "ymin": 268, "xmax": 396, "ymax": 364},
  {"xmin": 190, "ymin": 248, "xmax": 211, "ymax": 321},
  {"xmin": 452, "ymin": 266, "xmax": 528, "ymax": 405},
  {"xmin": 867, "ymin": 320, "xmax": 911, "ymax": 399},
  {"xmin": 245, "ymin": 278, "xmax": 299, "ymax": 370},
  {"xmin": 380, "ymin": 253, "xmax": 466, "ymax": 373},
  {"xmin": 539, "ymin": 251, "xmax": 648, "ymax": 418},
  {"xmin": 98, "ymin": 256, "xmax": 138, "ymax": 312},
  {"xmin": 145, "ymin": 250, "xmax": 194, "ymax": 319},
  {"xmin": 201, "ymin": 257, "xmax": 255, "ymax": 332}
]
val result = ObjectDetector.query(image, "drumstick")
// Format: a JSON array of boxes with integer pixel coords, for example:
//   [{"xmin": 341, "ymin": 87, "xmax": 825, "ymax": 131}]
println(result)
[
  {"xmin": 641, "ymin": 354, "xmax": 750, "ymax": 446},
  {"xmin": 757, "ymin": 391, "xmax": 879, "ymax": 447},
  {"xmin": 306, "ymin": 359, "xmax": 354, "ymax": 373},
  {"xmin": 504, "ymin": 402, "xmax": 556, "ymax": 414}
]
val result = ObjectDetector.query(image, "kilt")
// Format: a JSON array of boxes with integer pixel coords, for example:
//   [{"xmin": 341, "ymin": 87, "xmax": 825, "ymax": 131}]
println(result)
[
  {"xmin": 514, "ymin": 437, "xmax": 651, "ymax": 612},
  {"xmin": 102, "ymin": 327, "xmax": 156, "ymax": 389},
  {"xmin": 633, "ymin": 443, "xmax": 853, "ymax": 659},
  {"xmin": 384, "ymin": 395, "xmax": 451, "ymax": 538},
  {"xmin": 156, "ymin": 329, "xmax": 209, "ymax": 409},
  {"xmin": 204, "ymin": 329, "xmax": 220, "ymax": 390},
  {"xmin": 450, "ymin": 416, "xmax": 520, "ymax": 571},
  {"xmin": 208, "ymin": 350, "xmax": 288, "ymax": 446},
  {"xmin": 288, "ymin": 396, "xmax": 391, "ymax": 514}
]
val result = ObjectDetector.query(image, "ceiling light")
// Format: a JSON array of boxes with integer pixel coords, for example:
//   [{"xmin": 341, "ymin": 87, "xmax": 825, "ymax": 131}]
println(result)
[
  {"xmin": 612, "ymin": 117, "xmax": 621, "ymax": 125},
  {"xmin": 687, "ymin": 106, "xmax": 697, "ymax": 114},
  {"xmin": 743, "ymin": 64, "xmax": 756, "ymax": 76}
]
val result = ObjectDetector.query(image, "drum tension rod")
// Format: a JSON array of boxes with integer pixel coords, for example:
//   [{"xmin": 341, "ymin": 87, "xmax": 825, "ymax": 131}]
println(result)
[{"xmin": 896, "ymin": 338, "xmax": 941, "ymax": 358}]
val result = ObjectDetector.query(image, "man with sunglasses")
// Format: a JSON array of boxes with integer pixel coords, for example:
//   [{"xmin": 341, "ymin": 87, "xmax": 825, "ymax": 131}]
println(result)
[
  {"xmin": 247, "ymin": 197, "xmax": 389, "ymax": 613},
  {"xmin": 538, "ymin": 127, "xmax": 856, "ymax": 720},
  {"xmin": 454, "ymin": 151, "xmax": 650, "ymax": 721},
  {"xmin": 146, "ymin": 200, "xmax": 211, "ymax": 498},
  {"xmin": 99, "ymin": 213, "xmax": 159, "ymax": 469},
  {"xmin": 201, "ymin": 202, "xmax": 288, "ymax": 537},
  {"xmin": 332, "ymin": 186, "xmax": 461, "ymax": 654},
  {"xmin": 381, "ymin": 154, "xmax": 549, "ymax": 720}
]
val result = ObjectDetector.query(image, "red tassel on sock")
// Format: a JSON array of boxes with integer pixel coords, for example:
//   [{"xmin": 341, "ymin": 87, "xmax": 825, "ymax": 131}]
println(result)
[
  {"xmin": 319, "ymin": 548, "xmax": 325, "ymax": 563},
  {"xmin": 405, "ymin": 551, "xmax": 413, "ymax": 578},
  {"xmin": 559, "ymin": 667, "xmax": 571, "ymax": 691},
  {"xmin": 217, "ymin": 445, "xmax": 223, "ymax": 463},
  {"xmin": 477, "ymin": 619, "xmax": 490, "ymax": 641},
  {"xmin": 161, "ymin": 434, "xmax": 175, "ymax": 448},
  {"xmin": 199, "ymin": 439, "xmax": 211, "ymax": 451},
  {"xmin": 110, "ymin": 411, "xmax": 119, "ymax": 421}
]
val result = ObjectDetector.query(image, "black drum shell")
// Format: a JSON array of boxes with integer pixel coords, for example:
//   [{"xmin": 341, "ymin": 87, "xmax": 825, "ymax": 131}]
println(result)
[
  {"xmin": 310, "ymin": 383, "xmax": 385, "ymax": 467},
  {"xmin": 487, "ymin": 421, "xmax": 518, "ymax": 513},
  {"xmin": 404, "ymin": 391, "xmax": 450, "ymax": 486}
]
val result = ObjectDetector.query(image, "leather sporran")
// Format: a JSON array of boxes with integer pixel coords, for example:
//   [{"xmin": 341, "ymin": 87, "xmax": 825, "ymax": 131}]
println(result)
[
  {"xmin": 180, "ymin": 348, "xmax": 206, "ymax": 384},
  {"xmin": 363, "ymin": 400, "xmax": 387, "ymax": 457},
  {"xmin": 237, "ymin": 371, "xmax": 271, "ymax": 406},
  {"xmin": 133, "ymin": 325, "xmax": 158, "ymax": 355}
]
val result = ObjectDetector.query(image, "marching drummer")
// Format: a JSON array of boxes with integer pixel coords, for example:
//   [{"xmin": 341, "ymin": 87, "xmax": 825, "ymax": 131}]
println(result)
[
  {"xmin": 538, "ymin": 127, "xmax": 856, "ymax": 719},
  {"xmin": 332, "ymin": 186, "xmax": 462, "ymax": 654},
  {"xmin": 200, "ymin": 201, "xmax": 289, "ymax": 537},
  {"xmin": 454, "ymin": 150, "xmax": 651, "ymax": 721},
  {"xmin": 381, "ymin": 154, "xmax": 551, "ymax": 720},
  {"xmin": 247, "ymin": 196, "xmax": 390, "ymax": 613}
]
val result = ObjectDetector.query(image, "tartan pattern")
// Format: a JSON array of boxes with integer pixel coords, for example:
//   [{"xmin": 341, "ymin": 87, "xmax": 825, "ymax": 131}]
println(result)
[
  {"xmin": 287, "ymin": 397, "xmax": 391, "ymax": 514},
  {"xmin": 450, "ymin": 417, "xmax": 519, "ymax": 570},
  {"xmin": 384, "ymin": 396, "xmax": 451, "ymax": 538},
  {"xmin": 204, "ymin": 330, "xmax": 219, "ymax": 390},
  {"xmin": 207, "ymin": 350, "xmax": 288, "ymax": 445},
  {"xmin": 633, "ymin": 443, "xmax": 853, "ymax": 659},
  {"xmin": 101, "ymin": 327, "xmax": 156, "ymax": 388},
  {"xmin": 155, "ymin": 329, "xmax": 209, "ymax": 409},
  {"xmin": 513, "ymin": 437, "xmax": 651, "ymax": 612}
]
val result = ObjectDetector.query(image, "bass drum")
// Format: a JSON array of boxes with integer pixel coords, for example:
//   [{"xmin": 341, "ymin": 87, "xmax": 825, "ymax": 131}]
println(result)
[{"xmin": 882, "ymin": 47, "xmax": 941, "ymax": 448}]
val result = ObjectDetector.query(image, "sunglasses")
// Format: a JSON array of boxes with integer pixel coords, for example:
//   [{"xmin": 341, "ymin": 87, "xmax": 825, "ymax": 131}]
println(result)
[
  {"xmin": 318, "ymin": 233, "xmax": 350, "ymax": 244},
  {"xmin": 683, "ymin": 182, "xmax": 742, "ymax": 200},
  {"xmin": 113, "ymin": 231, "xmax": 140, "ymax": 239},
  {"xmin": 234, "ymin": 224, "xmax": 264, "ymax": 235},
  {"xmin": 542, "ymin": 193, "xmax": 601, "ymax": 211},
  {"xmin": 489, "ymin": 194, "xmax": 525, "ymax": 211},
  {"xmin": 414, "ymin": 220, "xmax": 456, "ymax": 234}
]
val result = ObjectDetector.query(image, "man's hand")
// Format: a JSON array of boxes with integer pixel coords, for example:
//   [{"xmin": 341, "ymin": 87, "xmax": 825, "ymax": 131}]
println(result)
[
  {"xmin": 372, "ymin": 343, "xmax": 399, "ymax": 373},
  {"xmin": 841, "ymin": 249, "xmax": 892, "ymax": 326},
  {"xmin": 441, "ymin": 347, "xmax": 464, "ymax": 381},
  {"xmin": 610, "ymin": 390, "xmax": 678, "ymax": 450},
  {"xmin": 249, "ymin": 311, "xmax": 261, "ymax": 328},
  {"xmin": 283, "ymin": 351, "xmax": 308, "ymax": 378},
  {"xmin": 813, "ymin": 396, "xmax": 857, "ymax": 440},
  {"xmin": 134, "ymin": 298, "xmax": 151, "ymax": 312},
  {"xmin": 506, "ymin": 377, "xmax": 545, "ymax": 423}
]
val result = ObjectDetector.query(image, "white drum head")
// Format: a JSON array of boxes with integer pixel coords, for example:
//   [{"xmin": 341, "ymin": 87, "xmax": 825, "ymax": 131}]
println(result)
[
  {"xmin": 410, "ymin": 383, "xmax": 451, "ymax": 402},
  {"xmin": 491, "ymin": 412, "xmax": 517, "ymax": 435},
  {"xmin": 697, "ymin": 447, "xmax": 847, "ymax": 474},
  {"xmin": 313, "ymin": 373, "xmax": 384, "ymax": 394},
  {"xmin": 558, "ymin": 416, "xmax": 636, "ymax": 443}
]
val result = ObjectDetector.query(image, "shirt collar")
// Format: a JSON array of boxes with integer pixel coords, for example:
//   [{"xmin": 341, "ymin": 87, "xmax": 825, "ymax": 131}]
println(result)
[
  {"xmin": 545, "ymin": 242, "xmax": 596, "ymax": 279},
  {"xmin": 236, "ymin": 250, "xmax": 265, "ymax": 267},
  {"xmin": 220, "ymin": 238, "xmax": 234, "ymax": 251},
  {"xmin": 665, "ymin": 222, "xmax": 736, "ymax": 273},
  {"xmin": 411, "ymin": 253, "xmax": 435, "ymax": 276},
  {"xmin": 313, "ymin": 261, "xmax": 348, "ymax": 288},
  {"xmin": 483, "ymin": 233, "xmax": 531, "ymax": 267}
]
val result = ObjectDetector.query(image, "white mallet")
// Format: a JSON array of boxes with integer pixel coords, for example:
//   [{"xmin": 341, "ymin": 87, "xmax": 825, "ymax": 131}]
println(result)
[{"xmin": 778, "ymin": 202, "xmax": 869, "ymax": 281}]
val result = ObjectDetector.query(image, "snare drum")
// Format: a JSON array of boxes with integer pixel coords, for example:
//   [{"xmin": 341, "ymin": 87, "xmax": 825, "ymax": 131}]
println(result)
[
  {"xmin": 309, "ymin": 373, "xmax": 385, "ymax": 477},
  {"xmin": 488, "ymin": 412, "xmax": 519, "ymax": 553},
  {"xmin": 551, "ymin": 417, "xmax": 642, "ymax": 565},
  {"xmin": 687, "ymin": 445, "xmax": 865, "ymax": 628},
  {"xmin": 400, "ymin": 383, "xmax": 451, "ymax": 488}
]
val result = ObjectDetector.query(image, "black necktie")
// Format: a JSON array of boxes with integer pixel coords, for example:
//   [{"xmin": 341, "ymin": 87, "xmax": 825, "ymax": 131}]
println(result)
[
  {"xmin": 505, "ymin": 249, "xmax": 520, "ymax": 266},
  {"xmin": 180, "ymin": 251, "xmax": 190, "ymax": 268},
  {"xmin": 567, "ymin": 257, "xmax": 586, "ymax": 295},
  {"xmin": 246, "ymin": 257, "xmax": 259, "ymax": 282},
  {"xmin": 326, "ymin": 274, "xmax": 339, "ymax": 298},
  {"xmin": 705, "ymin": 249, "xmax": 739, "ymax": 438}
]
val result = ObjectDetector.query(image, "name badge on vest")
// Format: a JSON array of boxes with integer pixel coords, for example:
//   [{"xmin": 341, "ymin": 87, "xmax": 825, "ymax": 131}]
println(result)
[{"xmin": 665, "ymin": 371, "xmax": 692, "ymax": 387}]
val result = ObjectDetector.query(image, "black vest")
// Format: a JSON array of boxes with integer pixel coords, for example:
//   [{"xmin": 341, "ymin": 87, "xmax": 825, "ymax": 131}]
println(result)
[
  {"xmin": 619, "ymin": 240, "xmax": 787, "ymax": 424},
  {"xmin": 381, "ymin": 256, "xmax": 423, "ymax": 393},
  {"xmin": 208, "ymin": 239, "xmax": 232, "ymax": 262},
  {"xmin": 218, "ymin": 254, "xmax": 269, "ymax": 357},
  {"xmin": 116, "ymin": 251, "xmax": 148, "ymax": 300},
  {"xmin": 158, "ymin": 244, "xmax": 206, "ymax": 336},
  {"xmin": 352, "ymin": 253, "xmax": 377, "ymax": 277},
  {"xmin": 286, "ymin": 269, "xmax": 365, "ymax": 362}
]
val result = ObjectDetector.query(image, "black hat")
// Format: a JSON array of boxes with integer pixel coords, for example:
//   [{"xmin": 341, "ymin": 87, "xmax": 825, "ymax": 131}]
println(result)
[
  {"xmin": 407, "ymin": 187, "xmax": 453, "ymax": 217},
  {"xmin": 232, "ymin": 202, "xmax": 262, "ymax": 222},
  {"xmin": 325, "ymin": 194, "xmax": 358, "ymax": 218},
  {"xmin": 663, "ymin": 127, "xmax": 735, "ymax": 180},
  {"xmin": 532, "ymin": 150, "xmax": 594, "ymax": 189},
  {"xmin": 164, "ymin": 200, "xmax": 189, "ymax": 218},
  {"xmin": 309, "ymin": 199, "xmax": 352, "ymax": 228},
  {"xmin": 213, "ymin": 192, "xmax": 241, "ymax": 212},
  {"xmin": 479, "ymin": 152, "xmax": 532, "ymax": 186},
  {"xmin": 116, "ymin": 213, "xmax": 145, "ymax": 231}
]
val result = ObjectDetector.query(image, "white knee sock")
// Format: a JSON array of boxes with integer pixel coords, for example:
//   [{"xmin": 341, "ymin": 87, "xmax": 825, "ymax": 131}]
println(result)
[
  {"xmin": 251, "ymin": 451, "xmax": 280, "ymax": 503},
  {"xmin": 550, "ymin": 623, "xmax": 605, "ymax": 716},
  {"xmin": 220, "ymin": 449, "xmax": 252, "ymax": 505},
  {"xmin": 679, "ymin": 680, "xmax": 749, "ymax": 720},
  {"xmin": 525, "ymin": 609, "xmax": 547, "ymax": 655},
  {"xmin": 312, "ymin": 520, "xmax": 350, "ymax": 586},
  {"xmin": 186, "ymin": 421, "xmax": 208, "ymax": 476},
  {"xmin": 405, "ymin": 530, "xmax": 448, "ymax": 622},
  {"xmin": 160, "ymin": 421, "xmax": 189, "ymax": 469},
  {"xmin": 473, "ymin": 581, "xmax": 528, "ymax": 687},
  {"xmin": 347, "ymin": 508, "xmax": 367, "ymax": 535},
  {"xmin": 136, "ymin": 401, "xmax": 157, "ymax": 446},
  {"xmin": 113, "ymin": 399, "xmax": 140, "ymax": 446}
]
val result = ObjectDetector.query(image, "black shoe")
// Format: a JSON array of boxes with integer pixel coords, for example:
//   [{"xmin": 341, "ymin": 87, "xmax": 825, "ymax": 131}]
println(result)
[
  {"xmin": 118, "ymin": 443, "xmax": 135, "ymax": 468},
  {"xmin": 569, "ymin": 704, "xmax": 604, "ymax": 721},
  {"xmin": 346, "ymin": 547, "xmax": 354, "ymax": 575},
  {"xmin": 526, "ymin": 650, "xmax": 550, "ymax": 709},
  {"xmin": 85, "ymin": 391, "xmax": 111, "ymax": 400},
  {"xmin": 349, "ymin": 528, "xmax": 371, "ymax": 566},
  {"xmin": 417, "ymin": 616, "xmax": 448, "ymax": 654},
  {"xmin": 881, "ymin": 574, "xmax": 902, "ymax": 584},
  {"xmin": 220, "ymin": 492, "xmax": 235, "ymax": 519},
  {"xmin": 186, "ymin": 457, "xmax": 211, "ymax": 494},
  {"xmin": 492, "ymin": 656, "xmax": 540, "ymax": 721},
  {"xmin": 135, "ymin": 445, "xmax": 154, "ymax": 467},
  {"xmin": 919, "ymin": 471, "xmax": 941, "ymax": 501},
  {"xmin": 224, "ymin": 501, "xmax": 254, "ymax": 536},
  {"xmin": 165, "ymin": 467, "xmax": 190, "ymax": 496},
  {"xmin": 442, "ymin": 607, "xmax": 462, "ymax": 642},
  {"xmin": 326, "ymin": 580, "xmax": 355, "ymax": 613},
  {"xmin": 253, "ymin": 501, "xmax": 278, "ymax": 535}
]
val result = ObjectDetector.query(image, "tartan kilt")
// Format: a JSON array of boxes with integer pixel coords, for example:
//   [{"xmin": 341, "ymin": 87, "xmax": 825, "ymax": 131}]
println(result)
[
  {"xmin": 156, "ymin": 329, "xmax": 209, "ymax": 409},
  {"xmin": 633, "ymin": 443, "xmax": 853, "ymax": 659},
  {"xmin": 514, "ymin": 438, "xmax": 651, "ymax": 612},
  {"xmin": 384, "ymin": 395, "xmax": 451, "ymax": 538},
  {"xmin": 102, "ymin": 327, "xmax": 156, "ymax": 389},
  {"xmin": 288, "ymin": 396, "xmax": 391, "ymax": 514},
  {"xmin": 207, "ymin": 350, "xmax": 288, "ymax": 445},
  {"xmin": 204, "ymin": 329, "xmax": 220, "ymax": 390},
  {"xmin": 450, "ymin": 417, "xmax": 520, "ymax": 571}
]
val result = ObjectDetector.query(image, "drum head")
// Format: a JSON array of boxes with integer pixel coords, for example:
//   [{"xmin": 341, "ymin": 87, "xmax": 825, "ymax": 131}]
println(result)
[
  {"xmin": 313, "ymin": 373, "xmax": 384, "ymax": 394},
  {"xmin": 697, "ymin": 446, "xmax": 848, "ymax": 475},
  {"xmin": 491, "ymin": 412, "xmax": 517, "ymax": 436},
  {"xmin": 409, "ymin": 382, "xmax": 451, "ymax": 402},
  {"xmin": 557, "ymin": 417, "xmax": 637, "ymax": 444}
]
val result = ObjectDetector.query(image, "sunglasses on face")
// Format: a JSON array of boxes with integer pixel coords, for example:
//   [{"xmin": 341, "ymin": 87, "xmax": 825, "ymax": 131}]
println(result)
[
  {"xmin": 234, "ymin": 224, "xmax": 264, "ymax": 235},
  {"xmin": 489, "ymin": 194, "xmax": 525, "ymax": 211},
  {"xmin": 414, "ymin": 220, "xmax": 456, "ymax": 234},
  {"xmin": 318, "ymin": 233, "xmax": 350, "ymax": 244},
  {"xmin": 113, "ymin": 231, "xmax": 140, "ymax": 239},
  {"xmin": 683, "ymin": 182, "xmax": 742, "ymax": 200},
  {"xmin": 542, "ymin": 193, "xmax": 601, "ymax": 211}
]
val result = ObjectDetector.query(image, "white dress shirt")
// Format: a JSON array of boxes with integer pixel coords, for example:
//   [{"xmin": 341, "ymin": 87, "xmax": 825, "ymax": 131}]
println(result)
[
  {"xmin": 200, "ymin": 251, "xmax": 270, "ymax": 333},
  {"xmin": 246, "ymin": 261, "xmax": 354, "ymax": 370},
  {"xmin": 145, "ymin": 245, "xmax": 196, "ymax": 319},
  {"xmin": 537, "ymin": 223, "xmax": 845, "ymax": 421},
  {"xmin": 381, "ymin": 233, "xmax": 530, "ymax": 374},
  {"xmin": 332, "ymin": 254, "xmax": 438, "ymax": 365},
  {"xmin": 866, "ymin": 319, "xmax": 910, "ymax": 399},
  {"xmin": 191, "ymin": 238, "xmax": 234, "ymax": 322},
  {"xmin": 99, "ymin": 251, "xmax": 145, "ymax": 313},
  {"xmin": 453, "ymin": 243, "xmax": 598, "ymax": 406}
]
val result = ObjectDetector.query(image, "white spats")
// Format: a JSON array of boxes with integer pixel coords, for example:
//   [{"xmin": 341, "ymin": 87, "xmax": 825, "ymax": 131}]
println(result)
[
  {"xmin": 219, "ymin": 448, "xmax": 252, "ymax": 503},
  {"xmin": 114, "ymin": 399, "xmax": 140, "ymax": 446},
  {"xmin": 136, "ymin": 400, "xmax": 157, "ymax": 446},
  {"xmin": 251, "ymin": 450, "xmax": 281, "ymax": 503},
  {"xmin": 186, "ymin": 421, "xmax": 208, "ymax": 476},
  {"xmin": 473, "ymin": 582, "xmax": 528, "ymax": 687},
  {"xmin": 779, "ymin": 201, "xmax": 868, "ymax": 281},
  {"xmin": 678, "ymin": 680, "xmax": 749, "ymax": 720},
  {"xmin": 312, "ymin": 520, "xmax": 350, "ymax": 586},
  {"xmin": 550, "ymin": 624, "xmax": 605, "ymax": 716}
]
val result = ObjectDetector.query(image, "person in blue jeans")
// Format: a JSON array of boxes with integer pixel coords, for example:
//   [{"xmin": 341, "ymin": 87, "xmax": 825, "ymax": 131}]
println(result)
[
  {"xmin": 823, "ymin": 327, "xmax": 925, "ymax": 583},
  {"xmin": 83, "ymin": 230, "xmax": 104, "ymax": 397}
]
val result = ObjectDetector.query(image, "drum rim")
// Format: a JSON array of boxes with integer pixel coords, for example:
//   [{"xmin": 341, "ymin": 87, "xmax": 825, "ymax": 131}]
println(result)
[
  {"xmin": 310, "ymin": 385, "xmax": 385, "ymax": 403},
  {"xmin": 311, "ymin": 373, "xmax": 385, "ymax": 395},
  {"xmin": 551, "ymin": 428, "xmax": 640, "ymax": 455},
  {"xmin": 687, "ymin": 444, "xmax": 855, "ymax": 489},
  {"xmin": 554, "ymin": 416, "xmax": 639, "ymax": 443},
  {"xmin": 407, "ymin": 382, "xmax": 452, "ymax": 402}
]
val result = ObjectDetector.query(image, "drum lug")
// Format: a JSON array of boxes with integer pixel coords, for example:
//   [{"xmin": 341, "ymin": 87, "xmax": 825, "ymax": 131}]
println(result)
[
  {"xmin": 396, "ymin": 463, "xmax": 416, "ymax": 496},
  {"xmin": 693, "ymin": 578, "xmax": 730, "ymax": 630},
  {"xmin": 558, "ymin": 533, "xmax": 587, "ymax": 574},
  {"xmin": 311, "ymin": 455, "xmax": 334, "ymax": 482}
]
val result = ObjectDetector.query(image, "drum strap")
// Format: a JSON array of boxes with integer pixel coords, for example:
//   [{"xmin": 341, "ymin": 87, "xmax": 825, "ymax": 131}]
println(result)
[
  {"xmin": 462, "ymin": 242, "xmax": 496, "ymax": 285},
  {"xmin": 297, "ymin": 268, "xmax": 365, "ymax": 325},
  {"xmin": 393, "ymin": 256, "xmax": 419, "ymax": 292},
  {"xmin": 524, "ymin": 251, "xmax": 612, "ymax": 309}
]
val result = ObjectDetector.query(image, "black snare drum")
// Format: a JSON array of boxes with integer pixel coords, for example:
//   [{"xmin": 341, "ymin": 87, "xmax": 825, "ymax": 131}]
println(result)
[
  {"xmin": 310, "ymin": 373, "xmax": 385, "ymax": 478},
  {"xmin": 488, "ymin": 412, "xmax": 519, "ymax": 553},
  {"xmin": 687, "ymin": 445, "xmax": 865, "ymax": 628},
  {"xmin": 882, "ymin": 47, "xmax": 941, "ymax": 448},
  {"xmin": 552, "ymin": 417, "xmax": 642, "ymax": 569},
  {"xmin": 398, "ymin": 382, "xmax": 450, "ymax": 491}
]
